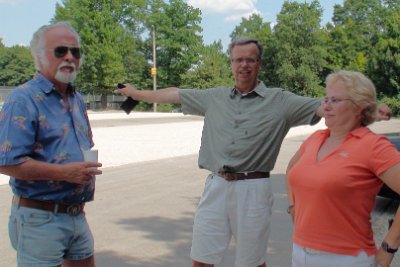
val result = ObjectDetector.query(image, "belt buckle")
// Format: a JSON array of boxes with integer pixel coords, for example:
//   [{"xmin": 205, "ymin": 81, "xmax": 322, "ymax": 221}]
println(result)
[
  {"xmin": 66, "ymin": 204, "xmax": 83, "ymax": 216},
  {"xmin": 223, "ymin": 173, "xmax": 237, "ymax": 181}
]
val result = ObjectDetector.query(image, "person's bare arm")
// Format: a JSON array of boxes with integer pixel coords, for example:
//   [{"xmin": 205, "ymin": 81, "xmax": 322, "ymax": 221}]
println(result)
[
  {"xmin": 376, "ymin": 103, "xmax": 392, "ymax": 121},
  {"xmin": 375, "ymin": 163, "xmax": 400, "ymax": 267},
  {"xmin": 0, "ymin": 159, "xmax": 102, "ymax": 185},
  {"xmin": 315, "ymin": 104, "xmax": 324, "ymax": 118},
  {"xmin": 114, "ymin": 83, "xmax": 181, "ymax": 104},
  {"xmin": 286, "ymin": 148, "xmax": 302, "ymax": 222}
]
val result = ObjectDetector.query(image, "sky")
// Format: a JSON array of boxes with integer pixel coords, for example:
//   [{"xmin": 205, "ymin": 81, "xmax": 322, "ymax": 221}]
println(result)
[{"xmin": 0, "ymin": 0, "xmax": 343, "ymax": 50}]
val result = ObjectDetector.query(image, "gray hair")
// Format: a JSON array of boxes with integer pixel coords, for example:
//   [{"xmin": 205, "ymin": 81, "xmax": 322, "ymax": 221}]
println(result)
[
  {"xmin": 30, "ymin": 21, "xmax": 81, "ymax": 70},
  {"xmin": 228, "ymin": 37, "xmax": 264, "ymax": 60},
  {"xmin": 326, "ymin": 70, "xmax": 377, "ymax": 126}
]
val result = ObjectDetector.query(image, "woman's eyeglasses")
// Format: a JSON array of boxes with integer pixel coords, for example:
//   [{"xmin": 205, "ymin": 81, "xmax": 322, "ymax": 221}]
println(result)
[
  {"xmin": 54, "ymin": 46, "xmax": 81, "ymax": 59},
  {"xmin": 322, "ymin": 98, "xmax": 353, "ymax": 105}
]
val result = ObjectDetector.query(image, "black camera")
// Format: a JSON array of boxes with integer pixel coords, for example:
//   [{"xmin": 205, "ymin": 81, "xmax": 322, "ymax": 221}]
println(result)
[{"xmin": 117, "ymin": 83, "xmax": 139, "ymax": 114}]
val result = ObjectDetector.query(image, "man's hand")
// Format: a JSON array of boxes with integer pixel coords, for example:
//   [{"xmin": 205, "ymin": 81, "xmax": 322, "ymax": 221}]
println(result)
[
  {"xmin": 114, "ymin": 83, "xmax": 181, "ymax": 104},
  {"xmin": 60, "ymin": 162, "xmax": 102, "ymax": 185},
  {"xmin": 114, "ymin": 83, "xmax": 137, "ymax": 99},
  {"xmin": 377, "ymin": 103, "xmax": 392, "ymax": 121}
]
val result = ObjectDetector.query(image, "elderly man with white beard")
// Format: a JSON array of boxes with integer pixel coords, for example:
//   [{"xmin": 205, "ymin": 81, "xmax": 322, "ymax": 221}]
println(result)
[{"xmin": 0, "ymin": 21, "xmax": 102, "ymax": 267}]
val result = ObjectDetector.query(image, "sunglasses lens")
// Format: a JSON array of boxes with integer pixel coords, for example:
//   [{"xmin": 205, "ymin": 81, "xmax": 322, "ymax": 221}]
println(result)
[
  {"xmin": 70, "ymin": 48, "xmax": 81, "ymax": 59},
  {"xmin": 54, "ymin": 47, "xmax": 81, "ymax": 59},
  {"xmin": 54, "ymin": 46, "xmax": 68, "ymax": 58}
]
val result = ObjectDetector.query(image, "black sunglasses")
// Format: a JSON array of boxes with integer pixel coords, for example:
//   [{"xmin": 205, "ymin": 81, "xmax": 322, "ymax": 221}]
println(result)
[{"xmin": 54, "ymin": 46, "xmax": 81, "ymax": 59}]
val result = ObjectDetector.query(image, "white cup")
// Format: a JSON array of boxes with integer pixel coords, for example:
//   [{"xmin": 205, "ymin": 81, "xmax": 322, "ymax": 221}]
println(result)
[{"xmin": 82, "ymin": 149, "xmax": 98, "ymax": 163}]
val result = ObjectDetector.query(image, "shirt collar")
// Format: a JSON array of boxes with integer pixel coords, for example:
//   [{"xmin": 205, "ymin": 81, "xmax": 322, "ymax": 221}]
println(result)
[
  {"xmin": 230, "ymin": 81, "xmax": 268, "ymax": 98},
  {"xmin": 322, "ymin": 127, "xmax": 370, "ymax": 140},
  {"xmin": 34, "ymin": 72, "xmax": 76, "ymax": 95}
]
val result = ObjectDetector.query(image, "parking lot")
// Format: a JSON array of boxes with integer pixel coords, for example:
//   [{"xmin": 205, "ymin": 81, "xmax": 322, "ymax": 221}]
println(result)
[{"xmin": 0, "ymin": 112, "xmax": 399, "ymax": 266}]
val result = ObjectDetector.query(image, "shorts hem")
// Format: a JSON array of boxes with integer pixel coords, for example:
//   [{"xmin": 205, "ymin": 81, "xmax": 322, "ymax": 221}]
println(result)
[
  {"xmin": 65, "ymin": 252, "xmax": 94, "ymax": 261},
  {"xmin": 191, "ymin": 255, "xmax": 220, "ymax": 265}
]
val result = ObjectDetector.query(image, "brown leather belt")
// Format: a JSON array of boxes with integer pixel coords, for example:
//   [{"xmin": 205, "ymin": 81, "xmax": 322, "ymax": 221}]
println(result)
[
  {"xmin": 12, "ymin": 196, "xmax": 85, "ymax": 216},
  {"xmin": 218, "ymin": 171, "xmax": 270, "ymax": 181}
]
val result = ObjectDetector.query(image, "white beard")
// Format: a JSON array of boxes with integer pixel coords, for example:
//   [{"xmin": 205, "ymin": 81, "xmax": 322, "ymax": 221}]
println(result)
[
  {"xmin": 55, "ymin": 69, "xmax": 77, "ymax": 83},
  {"xmin": 55, "ymin": 62, "xmax": 78, "ymax": 83}
]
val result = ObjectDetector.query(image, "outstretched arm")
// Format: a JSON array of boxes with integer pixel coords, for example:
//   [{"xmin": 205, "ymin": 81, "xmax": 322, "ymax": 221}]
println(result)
[
  {"xmin": 286, "ymin": 148, "xmax": 302, "ymax": 223},
  {"xmin": 375, "ymin": 163, "xmax": 400, "ymax": 267},
  {"xmin": 114, "ymin": 83, "xmax": 181, "ymax": 104}
]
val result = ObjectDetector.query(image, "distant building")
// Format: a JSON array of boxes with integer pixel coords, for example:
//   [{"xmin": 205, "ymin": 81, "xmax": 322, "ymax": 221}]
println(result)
[
  {"xmin": 0, "ymin": 86, "xmax": 14, "ymax": 103},
  {"xmin": 0, "ymin": 86, "xmax": 125, "ymax": 110}
]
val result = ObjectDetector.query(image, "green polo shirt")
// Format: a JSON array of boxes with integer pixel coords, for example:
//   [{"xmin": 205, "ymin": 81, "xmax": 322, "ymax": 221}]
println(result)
[{"xmin": 179, "ymin": 81, "xmax": 321, "ymax": 173}]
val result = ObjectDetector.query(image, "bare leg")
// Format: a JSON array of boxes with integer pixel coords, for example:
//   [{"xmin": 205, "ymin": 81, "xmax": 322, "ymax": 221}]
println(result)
[
  {"xmin": 63, "ymin": 255, "xmax": 95, "ymax": 267},
  {"xmin": 192, "ymin": 259, "xmax": 214, "ymax": 267}
]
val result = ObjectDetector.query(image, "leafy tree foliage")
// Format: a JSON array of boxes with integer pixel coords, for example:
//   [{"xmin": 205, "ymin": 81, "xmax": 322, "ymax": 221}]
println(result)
[
  {"xmin": 54, "ymin": 0, "xmax": 142, "ymax": 107},
  {"xmin": 1, "ymin": 0, "xmax": 400, "ymax": 114},
  {"xmin": 140, "ymin": 0, "xmax": 203, "ymax": 88},
  {"xmin": 328, "ymin": 0, "xmax": 400, "ymax": 104},
  {"xmin": 367, "ymin": 3, "xmax": 400, "ymax": 97},
  {"xmin": 0, "ymin": 42, "xmax": 35, "ymax": 86},
  {"xmin": 270, "ymin": 0, "xmax": 326, "ymax": 97},
  {"xmin": 180, "ymin": 41, "xmax": 232, "ymax": 89}
]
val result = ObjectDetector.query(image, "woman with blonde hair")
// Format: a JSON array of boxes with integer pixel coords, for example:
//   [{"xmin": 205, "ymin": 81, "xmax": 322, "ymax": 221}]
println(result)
[{"xmin": 286, "ymin": 70, "xmax": 400, "ymax": 267}]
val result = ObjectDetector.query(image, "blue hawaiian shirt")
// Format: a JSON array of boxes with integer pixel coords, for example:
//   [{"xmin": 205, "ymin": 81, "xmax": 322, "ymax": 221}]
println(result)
[{"xmin": 0, "ymin": 74, "xmax": 95, "ymax": 204}]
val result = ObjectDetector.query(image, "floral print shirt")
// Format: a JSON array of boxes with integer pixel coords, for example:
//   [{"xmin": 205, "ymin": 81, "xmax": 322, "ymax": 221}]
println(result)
[{"xmin": 0, "ymin": 74, "xmax": 94, "ymax": 204}]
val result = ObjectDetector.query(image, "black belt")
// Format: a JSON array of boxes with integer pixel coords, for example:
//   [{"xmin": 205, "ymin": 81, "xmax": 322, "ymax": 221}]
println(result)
[
  {"xmin": 12, "ymin": 196, "xmax": 85, "ymax": 216},
  {"xmin": 218, "ymin": 171, "xmax": 270, "ymax": 181}
]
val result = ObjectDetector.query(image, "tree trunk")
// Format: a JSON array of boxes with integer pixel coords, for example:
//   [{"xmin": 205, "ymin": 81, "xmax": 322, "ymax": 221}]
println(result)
[{"xmin": 101, "ymin": 94, "xmax": 108, "ymax": 109}]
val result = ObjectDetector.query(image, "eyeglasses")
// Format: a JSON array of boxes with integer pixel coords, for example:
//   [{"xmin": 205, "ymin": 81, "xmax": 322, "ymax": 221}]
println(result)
[
  {"xmin": 54, "ymin": 46, "xmax": 81, "ymax": 59},
  {"xmin": 322, "ymin": 98, "xmax": 354, "ymax": 105},
  {"xmin": 231, "ymin": 57, "xmax": 259, "ymax": 64}
]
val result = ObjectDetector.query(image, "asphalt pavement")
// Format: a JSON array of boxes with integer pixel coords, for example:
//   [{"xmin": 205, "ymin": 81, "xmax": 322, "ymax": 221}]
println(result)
[{"xmin": 1, "ymin": 112, "xmax": 399, "ymax": 267}]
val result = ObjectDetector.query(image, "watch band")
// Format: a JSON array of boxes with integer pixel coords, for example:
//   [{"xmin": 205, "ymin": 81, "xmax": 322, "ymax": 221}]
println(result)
[{"xmin": 381, "ymin": 241, "xmax": 398, "ymax": 254}]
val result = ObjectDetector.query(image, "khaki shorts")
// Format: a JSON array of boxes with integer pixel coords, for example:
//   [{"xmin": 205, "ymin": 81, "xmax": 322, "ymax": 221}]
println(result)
[{"xmin": 191, "ymin": 174, "xmax": 273, "ymax": 267}]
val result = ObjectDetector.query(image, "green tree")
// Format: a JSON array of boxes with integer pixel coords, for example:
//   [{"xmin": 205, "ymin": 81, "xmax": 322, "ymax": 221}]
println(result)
[
  {"xmin": 54, "ymin": 0, "xmax": 146, "ymax": 108},
  {"xmin": 0, "ymin": 44, "xmax": 35, "ymax": 86},
  {"xmin": 180, "ymin": 41, "xmax": 232, "ymax": 89},
  {"xmin": 141, "ymin": 0, "xmax": 203, "ymax": 88},
  {"xmin": 367, "ymin": 5, "xmax": 400, "ymax": 97},
  {"xmin": 271, "ymin": 0, "xmax": 326, "ymax": 96},
  {"xmin": 328, "ymin": 0, "xmax": 384, "ymax": 72},
  {"xmin": 329, "ymin": 0, "xmax": 400, "ymax": 101}
]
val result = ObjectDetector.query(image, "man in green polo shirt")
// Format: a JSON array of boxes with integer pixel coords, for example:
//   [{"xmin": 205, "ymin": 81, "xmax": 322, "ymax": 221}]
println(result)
[{"xmin": 114, "ymin": 38, "xmax": 389, "ymax": 267}]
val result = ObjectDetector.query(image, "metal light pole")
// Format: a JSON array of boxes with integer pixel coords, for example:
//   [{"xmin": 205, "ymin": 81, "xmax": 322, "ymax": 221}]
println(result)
[{"xmin": 152, "ymin": 27, "xmax": 157, "ymax": 112}]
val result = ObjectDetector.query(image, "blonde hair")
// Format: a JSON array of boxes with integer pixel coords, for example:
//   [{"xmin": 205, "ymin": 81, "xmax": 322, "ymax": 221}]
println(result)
[{"xmin": 326, "ymin": 70, "xmax": 377, "ymax": 126}]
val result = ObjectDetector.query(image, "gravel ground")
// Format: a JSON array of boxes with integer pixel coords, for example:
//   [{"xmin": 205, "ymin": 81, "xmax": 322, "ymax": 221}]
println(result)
[
  {"xmin": 0, "ymin": 111, "xmax": 325, "ymax": 185},
  {"xmin": 1, "ymin": 111, "xmax": 399, "ymax": 265}
]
